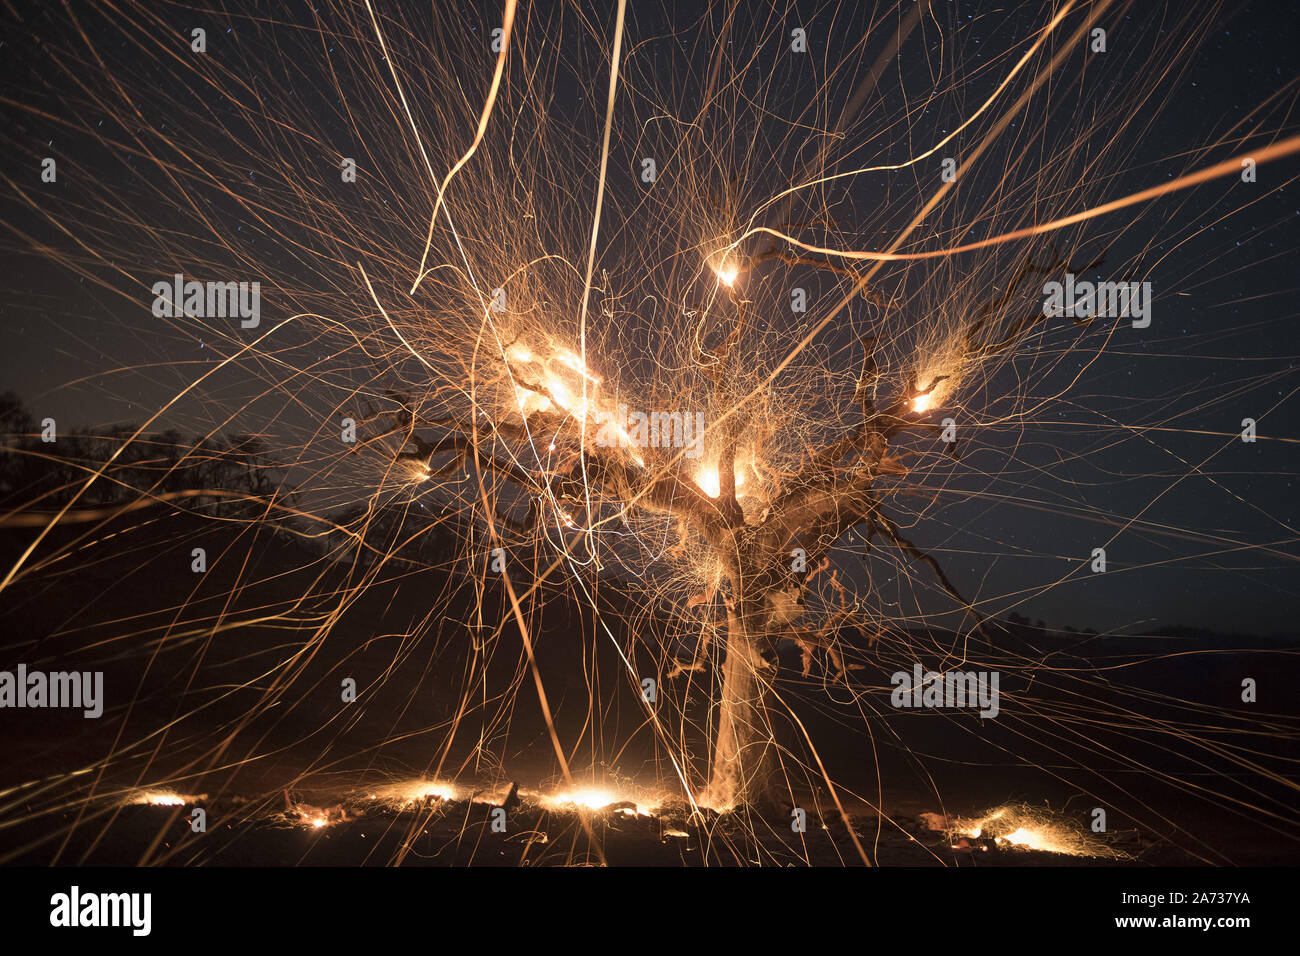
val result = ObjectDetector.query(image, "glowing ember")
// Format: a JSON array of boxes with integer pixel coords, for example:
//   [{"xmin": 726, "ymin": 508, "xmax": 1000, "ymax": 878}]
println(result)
[
  {"xmin": 548, "ymin": 378, "xmax": 572, "ymax": 410},
  {"xmin": 549, "ymin": 788, "xmax": 615, "ymax": 810},
  {"xmin": 950, "ymin": 804, "xmax": 1129, "ymax": 859},
  {"xmin": 287, "ymin": 802, "xmax": 351, "ymax": 829},
  {"xmin": 997, "ymin": 827, "xmax": 1068, "ymax": 853},
  {"xmin": 965, "ymin": 807, "xmax": 1005, "ymax": 837},
  {"xmin": 555, "ymin": 350, "xmax": 601, "ymax": 384},
  {"xmin": 541, "ymin": 788, "xmax": 651, "ymax": 815},
  {"xmin": 912, "ymin": 393, "xmax": 933, "ymax": 413},
  {"xmin": 717, "ymin": 265, "xmax": 738, "ymax": 286},
  {"xmin": 696, "ymin": 466, "xmax": 745, "ymax": 499},
  {"xmin": 127, "ymin": 789, "xmax": 203, "ymax": 807},
  {"xmin": 380, "ymin": 780, "xmax": 459, "ymax": 805}
]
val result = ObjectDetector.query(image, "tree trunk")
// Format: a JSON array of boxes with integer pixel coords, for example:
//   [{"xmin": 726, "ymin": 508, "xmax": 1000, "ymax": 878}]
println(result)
[{"xmin": 704, "ymin": 607, "xmax": 776, "ymax": 810}]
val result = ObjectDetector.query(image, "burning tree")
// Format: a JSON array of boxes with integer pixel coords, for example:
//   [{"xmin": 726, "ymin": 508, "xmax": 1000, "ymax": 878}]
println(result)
[
  {"xmin": 320, "ymin": 1, "xmax": 1291, "ymax": 816},
  {"xmin": 367, "ymin": 243, "xmax": 1101, "ymax": 810}
]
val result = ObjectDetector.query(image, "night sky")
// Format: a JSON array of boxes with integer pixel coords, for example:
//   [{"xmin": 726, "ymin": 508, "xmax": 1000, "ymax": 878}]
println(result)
[{"xmin": 1, "ymin": 0, "xmax": 1297, "ymax": 637}]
